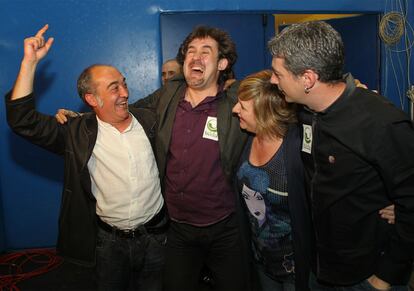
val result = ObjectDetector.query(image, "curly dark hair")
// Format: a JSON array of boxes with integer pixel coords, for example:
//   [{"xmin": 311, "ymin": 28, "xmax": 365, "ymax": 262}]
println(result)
[{"xmin": 176, "ymin": 25, "xmax": 237, "ymax": 85}]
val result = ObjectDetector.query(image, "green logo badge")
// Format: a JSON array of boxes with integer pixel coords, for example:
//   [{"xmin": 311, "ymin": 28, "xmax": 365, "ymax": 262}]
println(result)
[{"xmin": 207, "ymin": 119, "xmax": 217, "ymax": 132}]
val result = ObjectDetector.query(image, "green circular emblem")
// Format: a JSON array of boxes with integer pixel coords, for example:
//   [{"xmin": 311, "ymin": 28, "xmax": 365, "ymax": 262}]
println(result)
[{"xmin": 207, "ymin": 119, "xmax": 217, "ymax": 132}]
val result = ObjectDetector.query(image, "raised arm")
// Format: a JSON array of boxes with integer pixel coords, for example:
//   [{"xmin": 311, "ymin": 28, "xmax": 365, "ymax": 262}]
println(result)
[
  {"xmin": 7, "ymin": 25, "xmax": 66, "ymax": 155},
  {"xmin": 11, "ymin": 24, "xmax": 54, "ymax": 100}
]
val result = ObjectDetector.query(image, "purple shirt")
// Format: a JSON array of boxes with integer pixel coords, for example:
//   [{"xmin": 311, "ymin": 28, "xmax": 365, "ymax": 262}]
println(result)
[{"xmin": 165, "ymin": 90, "xmax": 235, "ymax": 226}]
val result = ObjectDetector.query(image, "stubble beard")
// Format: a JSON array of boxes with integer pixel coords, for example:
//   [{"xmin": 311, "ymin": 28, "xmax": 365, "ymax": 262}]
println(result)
[{"xmin": 186, "ymin": 76, "xmax": 205, "ymax": 88}]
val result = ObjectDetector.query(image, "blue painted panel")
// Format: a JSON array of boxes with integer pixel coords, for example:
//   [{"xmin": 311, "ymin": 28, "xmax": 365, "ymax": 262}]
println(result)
[
  {"xmin": 0, "ymin": 177, "xmax": 5, "ymax": 252},
  {"xmin": 380, "ymin": 1, "xmax": 413, "ymax": 115},
  {"xmin": 327, "ymin": 15, "xmax": 380, "ymax": 92},
  {"xmin": 409, "ymin": 2, "xmax": 414, "ymax": 119},
  {"xmin": 155, "ymin": 0, "xmax": 386, "ymax": 13}
]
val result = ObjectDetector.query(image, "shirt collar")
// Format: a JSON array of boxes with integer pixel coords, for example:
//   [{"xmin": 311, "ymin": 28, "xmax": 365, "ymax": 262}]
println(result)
[
  {"xmin": 96, "ymin": 113, "xmax": 136, "ymax": 132},
  {"xmin": 304, "ymin": 73, "xmax": 356, "ymax": 115},
  {"xmin": 181, "ymin": 86, "xmax": 224, "ymax": 103}
]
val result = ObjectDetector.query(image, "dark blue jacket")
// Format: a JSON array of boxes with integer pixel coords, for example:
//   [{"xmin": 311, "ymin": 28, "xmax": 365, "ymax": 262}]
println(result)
[{"xmin": 237, "ymin": 124, "xmax": 313, "ymax": 291}]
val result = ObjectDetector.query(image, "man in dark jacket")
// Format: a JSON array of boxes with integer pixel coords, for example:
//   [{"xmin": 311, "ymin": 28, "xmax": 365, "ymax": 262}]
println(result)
[
  {"xmin": 6, "ymin": 25, "xmax": 167, "ymax": 291},
  {"xmin": 268, "ymin": 20, "xmax": 414, "ymax": 290},
  {"xmin": 131, "ymin": 26, "xmax": 249, "ymax": 291}
]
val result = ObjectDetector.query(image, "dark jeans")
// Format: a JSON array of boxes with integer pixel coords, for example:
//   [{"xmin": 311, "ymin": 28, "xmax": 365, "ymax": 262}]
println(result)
[
  {"xmin": 95, "ymin": 226, "xmax": 166, "ymax": 291},
  {"xmin": 164, "ymin": 214, "xmax": 247, "ymax": 291},
  {"xmin": 309, "ymin": 273, "xmax": 409, "ymax": 291},
  {"xmin": 257, "ymin": 267, "xmax": 295, "ymax": 291}
]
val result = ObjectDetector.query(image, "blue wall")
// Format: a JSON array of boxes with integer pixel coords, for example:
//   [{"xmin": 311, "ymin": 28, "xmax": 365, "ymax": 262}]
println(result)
[
  {"xmin": 380, "ymin": 1, "xmax": 414, "ymax": 116},
  {"xmin": 0, "ymin": 0, "xmax": 409, "ymax": 250},
  {"xmin": 0, "ymin": 177, "xmax": 5, "ymax": 252}
]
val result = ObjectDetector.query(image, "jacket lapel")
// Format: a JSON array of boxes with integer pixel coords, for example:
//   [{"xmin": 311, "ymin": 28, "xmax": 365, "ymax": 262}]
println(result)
[
  {"xmin": 157, "ymin": 83, "xmax": 186, "ymax": 174},
  {"xmin": 217, "ymin": 96, "xmax": 230, "ymax": 162},
  {"xmin": 80, "ymin": 114, "xmax": 98, "ymax": 172}
]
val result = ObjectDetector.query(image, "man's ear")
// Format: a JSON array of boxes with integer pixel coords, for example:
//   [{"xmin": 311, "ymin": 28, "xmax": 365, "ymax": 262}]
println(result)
[
  {"xmin": 84, "ymin": 93, "xmax": 97, "ymax": 108},
  {"xmin": 218, "ymin": 58, "xmax": 229, "ymax": 71},
  {"xmin": 302, "ymin": 69, "xmax": 318, "ymax": 90}
]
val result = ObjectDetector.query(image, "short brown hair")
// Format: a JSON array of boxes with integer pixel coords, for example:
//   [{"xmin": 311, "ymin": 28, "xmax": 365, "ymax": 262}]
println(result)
[{"xmin": 237, "ymin": 70, "xmax": 297, "ymax": 138}]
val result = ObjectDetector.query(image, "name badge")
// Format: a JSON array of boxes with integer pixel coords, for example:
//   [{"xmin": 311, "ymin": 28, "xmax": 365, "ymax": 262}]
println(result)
[
  {"xmin": 203, "ymin": 116, "xmax": 218, "ymax": 141},
  {"xmin": 302, "ymin": 124, "xmax": 312, "ymax": 154}
]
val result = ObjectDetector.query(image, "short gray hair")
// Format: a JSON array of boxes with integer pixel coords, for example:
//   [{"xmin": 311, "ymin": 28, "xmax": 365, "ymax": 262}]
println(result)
[{"xmin": 268, "ymin": 21, "xmax": 344, "ymax": 82}]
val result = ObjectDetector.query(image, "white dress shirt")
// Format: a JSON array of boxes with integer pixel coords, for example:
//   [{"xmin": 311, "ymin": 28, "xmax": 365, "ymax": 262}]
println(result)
[{"xmin": 88, "ymin": 114, "xmax": 163, "ymax": 229}]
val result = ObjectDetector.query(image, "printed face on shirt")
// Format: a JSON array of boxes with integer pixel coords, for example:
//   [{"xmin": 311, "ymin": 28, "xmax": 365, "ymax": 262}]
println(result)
[
  {"xmin": 242, "ymin": 184, "xmax": 266, "ymax": 226},
  {"xmin": 232, "ymin": 98, "xmax": 257, "ymax": 134},
  {"xmin": 183, "ymin": 36, "xmax": 228, "ymax": 90},
  {"xmin": 88, "ymin": 66, "xmax": 130, "ymax": 124},
  {"xmin": 270, "ymin": 57, "xmax": 304, "ymax": 104}
]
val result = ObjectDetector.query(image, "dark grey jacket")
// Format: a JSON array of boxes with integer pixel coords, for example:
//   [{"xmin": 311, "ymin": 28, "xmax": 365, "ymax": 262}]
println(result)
[
  {"xmin": 132, "ymin": 75, "xmax": 248, "ymax": 187},
  {"xmin": 132, "ymin": 76, "xmax": 251, "ymax": 288},
  {"xmin": 6, "ymin": 92, "xmax": 157, "ymax": 265}
]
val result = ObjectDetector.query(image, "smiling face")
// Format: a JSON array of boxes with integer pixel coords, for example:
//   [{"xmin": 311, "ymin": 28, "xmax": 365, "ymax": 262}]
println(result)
[
  {"xmin": 232, "ymin": 98, "xmax": 257, "ymax": 134},
  {"xmin": 86, "ymin": 66, "xmax": 130, "ymax": 126},
  {"xmin": 183, "ymin": 36, "xmax": 227, "ymax": 90},
  {"xmin": 270, "ymin": 57, "xmax": 304, "ymax": 104}
]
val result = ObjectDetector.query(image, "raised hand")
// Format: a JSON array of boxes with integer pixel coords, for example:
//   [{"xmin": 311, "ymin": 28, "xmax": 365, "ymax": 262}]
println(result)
[
  {"xmin": 23, "ymin": 24, "xmax": 54, "ymax": 64},
  {"xmin": 11, "ymin": 25, "xmax": 54, "ymax": 100}
]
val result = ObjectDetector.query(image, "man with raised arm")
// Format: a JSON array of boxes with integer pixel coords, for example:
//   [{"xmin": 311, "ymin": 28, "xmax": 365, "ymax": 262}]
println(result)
[{"xmin": 6, "ymin": 25, "xmax": 167, "ymax": 291}]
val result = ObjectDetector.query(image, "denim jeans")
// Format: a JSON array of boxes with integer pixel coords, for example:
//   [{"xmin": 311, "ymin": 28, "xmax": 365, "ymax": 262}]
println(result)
[
  {"xmin": 309, "ymin": 273, "xmax": 409, "ymax": 291},
  {"xmin": 95, "ymin": 226, "xmax": 166, "ymax": 291},
  {"xmin": 257, "ymin": 267, "xmax": 295, "ymax": 291}
]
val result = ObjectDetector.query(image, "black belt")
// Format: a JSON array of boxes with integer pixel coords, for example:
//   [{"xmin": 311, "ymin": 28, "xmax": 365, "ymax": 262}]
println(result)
[
  {"xmin": 145, "ymin": 204, "xmax": 167, "ymax": 228},
  {"xmin": 97, "ymin": 206, "xmax": 168, "ymax": 239}
]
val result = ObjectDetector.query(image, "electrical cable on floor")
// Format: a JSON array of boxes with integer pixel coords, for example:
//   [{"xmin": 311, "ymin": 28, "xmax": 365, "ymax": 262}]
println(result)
[{"xmin": 0, "ymin": 248, "xmax": 63, "ymax": 291}]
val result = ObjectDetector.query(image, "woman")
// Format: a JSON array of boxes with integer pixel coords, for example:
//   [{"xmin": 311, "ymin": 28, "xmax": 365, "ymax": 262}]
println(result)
[{"xmin": 232, "ymin": 70, "xmax": 312, "ymax": 291}]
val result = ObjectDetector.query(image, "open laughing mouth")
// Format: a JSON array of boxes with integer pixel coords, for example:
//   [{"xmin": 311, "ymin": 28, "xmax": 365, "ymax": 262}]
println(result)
[
  {"xmin": 116, "ymin": 98, "xmax": 128, "ymax": 109},
  {"xmin": 189, "ymin": 61, "xmax": 205, "ymax": 77}
]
